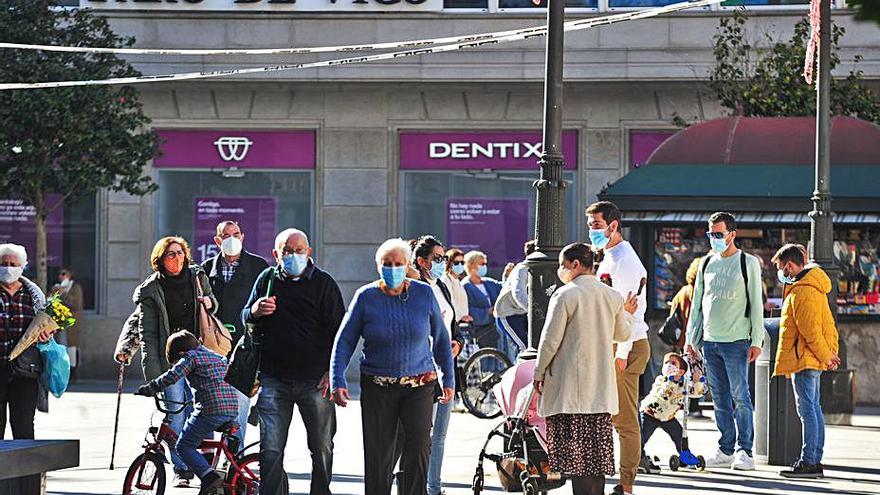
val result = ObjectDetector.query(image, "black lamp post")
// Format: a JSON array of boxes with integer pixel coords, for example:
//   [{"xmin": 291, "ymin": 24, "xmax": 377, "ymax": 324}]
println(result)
[{"xmin": 523, "ymin": 0, "xmax": 567, "ymax": 357}]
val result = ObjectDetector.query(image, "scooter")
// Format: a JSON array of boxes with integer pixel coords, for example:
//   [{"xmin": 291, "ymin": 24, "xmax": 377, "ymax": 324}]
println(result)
[{"xmin": 669, "ymin": 355, "xmax": 706, "ymax": 472}]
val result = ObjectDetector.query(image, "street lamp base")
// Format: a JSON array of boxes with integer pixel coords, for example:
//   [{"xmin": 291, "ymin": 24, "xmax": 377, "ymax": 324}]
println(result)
[{"xmin": 523, "ymin": 247, "xmax": 562, "ymax": 361}]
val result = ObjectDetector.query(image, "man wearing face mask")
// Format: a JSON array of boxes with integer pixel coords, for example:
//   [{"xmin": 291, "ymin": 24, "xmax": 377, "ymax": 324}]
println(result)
[
  {"xmin": 585, "ymin": 201, "xmax": 649, "ymax": 495},
  {"xmin": 685, "ymin": 212, "xmax": 764, "ymax": 472},
  {"xmin": 202, "ymin": 220, "xmax": 269, "ymax": 447},
  {"xmin": 242, "ymin": 228, "xmax": 345, "ymax": 495}
]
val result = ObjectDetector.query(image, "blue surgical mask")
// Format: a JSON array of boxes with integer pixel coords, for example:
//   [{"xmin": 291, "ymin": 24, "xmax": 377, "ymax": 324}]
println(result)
[
  {"xmin": 662, "ymin": 362, "xmax": 679, "ymax": 378},
  {"xmin": 589, "ymin": 229, "xmax": 609, "ymax": 250},
  {"xmin": 710, "ymin": 238, "xmax": 729, "ymax": 253},
  {"xmin": 381, "ymin": 265, "xmax": 407, "ymax": 289},
  {"xmin": 778, "ymin": 269, "xmax": 796, "ymax": 285},
  {"xmin": 452, "ymin": 264, "xmax": 465, "ymax": 276},
  {"xmin": 282, "ymin": 253, "xmax": 309, "ymax": 276},
  {"xmin": 477, "ymin": 265, "xmax": 488, "ymax": 277},
  {"xmin": 429, "ymin": 261, "xmax": 446, "ymax": 280}
]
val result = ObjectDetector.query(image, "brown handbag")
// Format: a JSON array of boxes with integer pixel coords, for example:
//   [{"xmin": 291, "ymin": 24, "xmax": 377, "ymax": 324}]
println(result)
[{"xmin": 195, "ymin": 273, "xmax": 233, "ymax": 356}]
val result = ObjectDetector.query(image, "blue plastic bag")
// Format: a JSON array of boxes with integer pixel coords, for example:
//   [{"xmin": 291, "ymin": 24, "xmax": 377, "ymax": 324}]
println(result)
[{"xmin": 37, "ymin": 339, "xmax": 71, "ymax": 398}]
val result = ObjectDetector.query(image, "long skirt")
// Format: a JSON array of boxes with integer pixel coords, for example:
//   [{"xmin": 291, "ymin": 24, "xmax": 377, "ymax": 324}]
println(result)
[{"xmin": 545, "ymin": 413, "xmax": 615, "ymax": 477}]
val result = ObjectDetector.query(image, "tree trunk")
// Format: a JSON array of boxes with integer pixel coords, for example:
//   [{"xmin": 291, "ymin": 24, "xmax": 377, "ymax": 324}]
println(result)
[{"xmin": 34, "ymin": 191, "xmax": 48, "ymax": 292}]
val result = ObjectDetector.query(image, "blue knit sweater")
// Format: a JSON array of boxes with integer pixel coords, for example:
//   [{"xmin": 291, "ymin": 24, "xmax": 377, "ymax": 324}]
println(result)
[{"xmin": 330, "ymin": 280, "xmax": 455, "ymax": 391}]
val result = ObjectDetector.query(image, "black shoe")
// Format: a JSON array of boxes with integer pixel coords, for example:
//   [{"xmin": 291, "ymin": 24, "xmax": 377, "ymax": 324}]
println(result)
[
  {"xmin": 198, "ymin": 471, "xmax": 224, "ymax": 495},
  {"xmin": 638, "ymin": 455, "xmax": 661, "ymax": 474},
  {"xmin": 780, "ymin": 461, "xmax": 823, "ymax": 479},
  {"xmin": 608, "ymin": 485, "xmax": 626, "ymax": 495}
]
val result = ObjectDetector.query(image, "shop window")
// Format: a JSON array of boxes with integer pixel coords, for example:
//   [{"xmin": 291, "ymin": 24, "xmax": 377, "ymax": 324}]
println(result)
[
  {"xmin": 629, "ymin": 130, "xmax": 676, "ymax": 170},
  {"xmin": 401, "ymin": 170, "xmax": 578, "ymax": 279},
  {"xmin": 156, "ymin": 171, "xmax": 313, "ymax": 264},
  {"xmin": 720, "ymin": 0, "xmax": 809, "ymax": 5},
  {"xmin": 0, "ymin": 193, "xmax": 98, "ymax": 310},
  {"xmin": 610, "ymin": 0, "xmax": 684, "ymax": 7},
  {"xmin": 444, "ymin": 0, "xmax": 489, "ymax": 8},
  {"xmin": 500, "ymin": 0, "xmax": 597, "ymax": 8}
]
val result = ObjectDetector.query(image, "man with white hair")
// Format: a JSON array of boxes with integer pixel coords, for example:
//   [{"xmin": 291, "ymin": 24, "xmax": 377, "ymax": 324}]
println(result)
[
  {"xmin": 0, "ymin": 243, "xmax": 54, "ymax": 442},
  {"xmin": 241, "ymin": 228, "xmax": 346, "ymax": 495}
]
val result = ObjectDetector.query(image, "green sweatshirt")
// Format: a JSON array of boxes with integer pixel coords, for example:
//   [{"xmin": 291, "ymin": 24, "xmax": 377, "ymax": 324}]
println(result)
[{"xmin": 686, "ymin": 250, "xmax": 765, "ymax": 349}]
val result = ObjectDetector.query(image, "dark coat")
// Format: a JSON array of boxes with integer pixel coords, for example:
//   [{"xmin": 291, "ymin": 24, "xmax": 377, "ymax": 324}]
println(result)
[{"xmin": 202, "ymin": 250, "xmax": 269, "ymax": 342}]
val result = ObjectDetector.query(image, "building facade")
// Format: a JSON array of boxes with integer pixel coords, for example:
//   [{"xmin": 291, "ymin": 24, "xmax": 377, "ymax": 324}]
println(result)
[{"xmin": 7, "ymin": 1, "xmax": 880, "ymax": 400}]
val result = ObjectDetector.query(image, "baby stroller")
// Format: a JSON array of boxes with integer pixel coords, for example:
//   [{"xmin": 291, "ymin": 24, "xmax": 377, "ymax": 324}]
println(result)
[{"xmin": 472, "ymin": 359, "xmax": 568, "ymax": 495}]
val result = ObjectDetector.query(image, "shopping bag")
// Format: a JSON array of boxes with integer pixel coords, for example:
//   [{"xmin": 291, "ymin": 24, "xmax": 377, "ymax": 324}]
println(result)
[{"xmin": 37, "ymin": 339, "xmax": 71, "ymax": 398}]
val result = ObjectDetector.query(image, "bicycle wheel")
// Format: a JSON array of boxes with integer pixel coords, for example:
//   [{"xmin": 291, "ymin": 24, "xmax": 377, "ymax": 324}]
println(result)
[
  {"xmin": 123, "ymin": 452, "xmax": 166, "ymax": 495},
  {"xmin": 461, "ymin": 348, "xmax": 512, "ymax": 419},
  {"xmin": 226, "ymin": 452, "xmax": 261, "ymax": 495}
]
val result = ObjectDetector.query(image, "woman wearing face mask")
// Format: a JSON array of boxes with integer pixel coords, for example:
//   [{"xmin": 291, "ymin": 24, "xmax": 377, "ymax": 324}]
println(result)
[
  {"xmin": 50, "ymin": 267, "xmax": 84, "ymax": 380},
  {"xmin": 533, "ymin": 243, "xmax": 638, "ymax": 495},
  {"xmin": 118, "ymin": 236, "xmax": 217, "ymax": 487},
  {"xmin": 330, "ymin": 238, "xmax": 455, "ymax": 495},
  {"xmin": 0, "ymin": 243, "xmax": 55, "ymax": 442},
  {"xmin": 462, "ymin": 251, "xmax": 503, "ymax": 350},
  {"xmin": 442, "ymin": 248, "xmax": 472, "ymax": 326}
]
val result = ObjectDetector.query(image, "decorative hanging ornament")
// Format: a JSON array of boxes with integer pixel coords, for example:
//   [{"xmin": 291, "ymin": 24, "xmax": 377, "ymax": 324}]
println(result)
[{"xmin": 803, "ymin": 0, "xmax": 822, "ymax": 85}]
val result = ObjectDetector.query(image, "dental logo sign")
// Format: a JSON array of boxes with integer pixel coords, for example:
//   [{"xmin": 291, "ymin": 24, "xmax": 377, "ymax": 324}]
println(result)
[
  {"xmin": 400, "ymin": 131, "xmax": 578, "ymax": 170},
  {"xmin": 213, "ymin": 136, "xmax": 254, "ymax": 162}
]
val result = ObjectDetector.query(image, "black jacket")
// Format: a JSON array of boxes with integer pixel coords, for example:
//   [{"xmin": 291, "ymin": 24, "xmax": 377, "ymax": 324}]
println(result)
[{"xmin": 202, "ymin": 250, "xmax": 269, "ymax": 343}]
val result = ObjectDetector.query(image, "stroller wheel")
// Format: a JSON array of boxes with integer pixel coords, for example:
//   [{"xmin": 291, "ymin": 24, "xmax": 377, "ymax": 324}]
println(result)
[
  {"xmin": 522, "ymin": 478, "xmax": 539, "ymax": 495},
  {"xmin": 669, "ymin": 455, "xmax": 681, "ymax": 472},
  {"xmin": 696, "ymin": 455, "xmax": 706, "ymax": 472}
]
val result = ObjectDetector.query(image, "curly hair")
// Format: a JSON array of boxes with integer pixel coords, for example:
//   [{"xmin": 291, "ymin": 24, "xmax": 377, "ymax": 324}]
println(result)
[{"xmin": 149, "ymin": 236, "xmax": 191, "ymax": 272}]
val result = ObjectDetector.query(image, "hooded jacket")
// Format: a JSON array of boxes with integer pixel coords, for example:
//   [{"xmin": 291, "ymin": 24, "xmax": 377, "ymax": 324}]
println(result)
[{"xmin": 773, "ymin": 265, "xmax": 839, "ymax": 378}]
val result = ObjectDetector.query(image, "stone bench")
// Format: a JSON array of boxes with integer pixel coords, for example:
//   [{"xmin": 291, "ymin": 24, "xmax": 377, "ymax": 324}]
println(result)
[{"xmin": 0, "ymin": 440, "xmax": 80, "ymax": 495}]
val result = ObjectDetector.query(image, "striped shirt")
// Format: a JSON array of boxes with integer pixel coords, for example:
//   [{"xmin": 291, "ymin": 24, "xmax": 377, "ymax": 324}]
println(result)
[
  {"xmin": 149, "ymin": 345, "xmax": 239, "ymax": 417},
  {"xmin": 0, "ymin": 287, "xmax": 36, "ymax": 361}
]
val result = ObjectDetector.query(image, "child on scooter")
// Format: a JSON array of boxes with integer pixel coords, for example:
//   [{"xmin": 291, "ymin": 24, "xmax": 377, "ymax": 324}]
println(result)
[
  {"xmin": 638, "ymin": 352, "xmax": 706, "ymax": 474},
  {"xmin": 137, "ymin": 330, "xmax": 240, "ymax": 495}
]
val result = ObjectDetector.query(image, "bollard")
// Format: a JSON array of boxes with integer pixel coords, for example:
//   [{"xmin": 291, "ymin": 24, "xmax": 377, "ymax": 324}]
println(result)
[{"xmin": 753, "ymin": 324, "xmax": 773, "ymax": 463}]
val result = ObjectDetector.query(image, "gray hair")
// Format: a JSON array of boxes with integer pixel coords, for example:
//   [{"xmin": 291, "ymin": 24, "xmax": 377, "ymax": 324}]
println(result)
[
  {"xmin": 375, "ymin": 238, "xmax": 412, "ymax": 265},
  {"xmin": 215, "ymin": 220, "xmax": 240, "ymax": 237},
  {"xmin": 464, "ymin": 250, "xmax": 486, "ymax": 268},
  {"xmin": 274, "ymin": 228, "xmax": 309, "ymax": 251},
  {"xmin": 0, "ymin": 243, "xmax": 27, "ymax": 266}
]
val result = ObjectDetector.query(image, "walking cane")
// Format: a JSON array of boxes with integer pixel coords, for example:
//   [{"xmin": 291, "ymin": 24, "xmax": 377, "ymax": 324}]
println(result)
[{"xmin": 109, "ymin": 362, "xmax": 125, "ymax": 470}]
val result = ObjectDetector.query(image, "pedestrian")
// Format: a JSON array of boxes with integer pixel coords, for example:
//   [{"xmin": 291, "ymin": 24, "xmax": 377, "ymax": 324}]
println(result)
[
  {"xmin": 50, "ymin": 267, "xmax": 84, "ymax": 381},
  {"xmin": 242, "ymin": 228, "xmax": 345, "ymax": 495},
  {"xmin": 115, "ymin": 236, "xmax": 218, "ymax": 487},
  {"xmin": 586, "ymin": 201, "xmax": 650, "ymax": 495},
  {"xmin": 201, "ymin": 220, "xmax": 269, "ymax": 447},
  {"xmin": 669, "ymin": 257, "xmax": 706, "ymax": 418},
  {"xmin": 533, "ymin": 242, "xmax": 636, "ymax": 495},
  {"xmin": 0, "ymin": 243, "xmax": 55, "ymax": 440},
  {"xmin": 772, "ymin": 244, "xmax": 841, "ymax": 479},
  {"xmin": 685, "ymin": 212, "xmax": 764, "ymax": 471},
  {"xmin": 411, "ymin": 235, "xmax": 464, "ymax": 495},
  {"xmin": 494, "ymin": 240, "xmax": 535, "ymax": 358},
  {"xmin": 442, "ymin": 248, "xmax": 472, "ymax": 326},
  {"xmin": 136, "ymin": 330, "xmax": 240, "ymax": 495},
  {"xmin": 330, "ymin": 238, "xmax": 455, "ymax": 495},
  {"xmin": 462, "ymin": 251, "xmax": 502, "ymax": 350},
  {"xmin": 638, "ymin": 353, "xmax": 707, "ymax": 474}
]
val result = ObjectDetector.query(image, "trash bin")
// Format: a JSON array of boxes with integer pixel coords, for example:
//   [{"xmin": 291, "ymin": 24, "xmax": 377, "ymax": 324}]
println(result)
[{"xmin": 754, "ymin": 317, "xmax": 802, "ymax": 466}]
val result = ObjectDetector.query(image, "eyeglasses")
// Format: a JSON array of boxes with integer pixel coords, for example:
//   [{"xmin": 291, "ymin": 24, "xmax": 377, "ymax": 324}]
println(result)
[
  {"xmin": 705, "ymin": 232, "xmax": 730, "ymax": 240},
  {"xmin": 451, "ymin": 260, "xmax": 465, "ymax": 266},
  {"xmin": 429, "ymin": 255, "xmax": 448, "ymax": 263},
  {"xmin": 164, "ymin": 250, "xmax": 186, "ymax": 259}
]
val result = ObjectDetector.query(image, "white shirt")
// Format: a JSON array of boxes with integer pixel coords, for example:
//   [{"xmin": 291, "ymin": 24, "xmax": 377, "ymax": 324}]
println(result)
[
  {"xmin": 442, "ymin": 272, "xmax": 469, "ymax": 320},
  {"xmin": 597, "ymin": 240, "xmax": 649, "ymax": 360},
  {"xmin": 429, "ymin": 278, "xmax": 455, "ymax": 336}
]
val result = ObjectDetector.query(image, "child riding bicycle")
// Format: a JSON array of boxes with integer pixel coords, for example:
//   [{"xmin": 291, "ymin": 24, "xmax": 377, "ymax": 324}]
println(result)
[{"xmin": 137, "ymin": 330, "xmax": 240, "ymax": 495}]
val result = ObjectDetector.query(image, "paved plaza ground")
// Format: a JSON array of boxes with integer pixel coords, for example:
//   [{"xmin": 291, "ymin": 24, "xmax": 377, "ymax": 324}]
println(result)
[{"xmin": 25, "ymin": 381, "xmax": 880, "ymax": 495}]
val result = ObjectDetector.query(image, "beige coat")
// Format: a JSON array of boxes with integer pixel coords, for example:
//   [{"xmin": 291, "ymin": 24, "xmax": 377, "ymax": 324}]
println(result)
[{"xmin": 534, "ymin": 274, "xmax": 632, "ymax": 417}]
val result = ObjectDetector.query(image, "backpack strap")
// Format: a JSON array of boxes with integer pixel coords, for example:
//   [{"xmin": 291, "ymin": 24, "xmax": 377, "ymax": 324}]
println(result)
[{"xmin": 740, "ymin": 251, "xmax": 750, "ymax": 319}]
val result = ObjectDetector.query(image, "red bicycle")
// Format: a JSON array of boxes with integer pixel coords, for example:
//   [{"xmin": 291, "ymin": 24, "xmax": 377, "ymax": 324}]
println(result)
[{"xmin": 123, "ymin": 394, "xmax": 260, "ymax": 495}]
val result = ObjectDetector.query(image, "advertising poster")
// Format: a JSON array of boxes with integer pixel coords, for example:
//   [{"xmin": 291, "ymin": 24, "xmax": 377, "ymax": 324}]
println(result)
[
  {"xmin": 193, "ymin": 197, "xmax": 277, "ymax": 263},
  {"xmin": 446, "ymin": 198, "xmax": 530, "ymax": 270},
  {"xmin": 0, "ymin": 196, "xmax": 64, "ymax": 267}
]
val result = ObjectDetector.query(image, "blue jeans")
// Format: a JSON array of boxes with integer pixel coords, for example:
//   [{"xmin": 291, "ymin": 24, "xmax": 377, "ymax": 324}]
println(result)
[
  {"xmin": 163, "ymin": 379, "xmax": 194, "ymax": 473},
  {"xmin": 234, "ymin": 390, "xmax": 250, "ymax": 450},
  {"xmin": 427, "ymin": 400, "xmax": 453, "ymax": 495},
  {"xmin": 703, "ymin": 340, "xmax": 754, "ymax": 456},
  {"xmin": 257, "ymin": 375, "xmax": 336, "ymax": 495},
  {"xmin": 176, "ymin": 412, "xmax": 237, "ymax": 479},
  {"xmin": 497, "ymin": 315, "xmax": 527, "ymax": 362},
  {"xmin": 792, "ymin": 369, "xmax": 825, "ymax": 465}
]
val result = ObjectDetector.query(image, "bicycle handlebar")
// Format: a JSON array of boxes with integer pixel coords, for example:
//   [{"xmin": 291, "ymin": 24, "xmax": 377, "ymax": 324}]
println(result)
[{"xmin": 134, "ymin": 391, "xmax": 192, "ymax": 415}]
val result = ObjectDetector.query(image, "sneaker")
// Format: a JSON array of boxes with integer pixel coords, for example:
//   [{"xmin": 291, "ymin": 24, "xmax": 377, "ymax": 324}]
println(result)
[
  {"xmin": 638, "ymin": 455, "xmax": 661, "ymax": 474},
  {"xmin": 198, "ymin": 471, "xmax": 224, "ymax": 495},
  {"xmin": 732, "ymin": 451, "xmax": 755, "ymax": 471},
  {"xmin": 173, "ymin": 470, "xmax": 194, "ymax": 488},
  {"xmin": 704, "ymin": 449, "xmax": 735, "ymax": 468},
  {"xmin": 608, "ymin": 485, "xmax": 632, "ymax": 495},
  {"xmin": 780, "ymin": 461, "xmax": 823, "ymax": 479}
]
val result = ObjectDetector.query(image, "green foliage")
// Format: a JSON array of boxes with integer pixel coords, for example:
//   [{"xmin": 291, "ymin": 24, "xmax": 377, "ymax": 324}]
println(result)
[
  {"xmin": 0, "ymin": 0, "xmax": 159, "ymax": 210},
  {"xmin": 848, "ymin": 0, "xmax": 880, "ymax": 25},
  {"xmin": 707, "ymin": 10, "xmax": 880, "ymax": 124}
]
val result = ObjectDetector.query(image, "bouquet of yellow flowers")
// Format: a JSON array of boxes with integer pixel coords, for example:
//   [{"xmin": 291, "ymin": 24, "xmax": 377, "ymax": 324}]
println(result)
[{"xmin": 7, "ymin": 295, "xmax": 77, "ymax": 361}]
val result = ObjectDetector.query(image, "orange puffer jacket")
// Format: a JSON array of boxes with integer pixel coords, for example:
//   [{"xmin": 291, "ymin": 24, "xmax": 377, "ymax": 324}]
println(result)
[{"xmin": 773, "ymin": 265, "xmax": 839, "ymax": 377}]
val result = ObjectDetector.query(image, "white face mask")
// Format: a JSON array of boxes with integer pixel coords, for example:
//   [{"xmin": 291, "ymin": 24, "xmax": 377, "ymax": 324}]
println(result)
[
  {"xmin": 221, "ymin": 236, "xmax": 243, "ymax": 257},
  {"xmin": 60, "ymin": 278, "xmax": 73, "ymax": 289},
  {"xmin": 0, "ymin": 266, "xmax": 23, "ymax": 285}
]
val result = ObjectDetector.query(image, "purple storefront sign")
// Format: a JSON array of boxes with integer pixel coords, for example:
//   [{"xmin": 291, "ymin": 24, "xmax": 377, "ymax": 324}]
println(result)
[
  {"xmin": 630, "ymin": 130, "xmax": 676, "ymax": 169},
  {"xmin": 155, "ymin": 130, "xmax": 316, "ymax": 169},
  {"xmin": 401, "ymin": 131, "xmax": 578, "ymax": 170},
  {"xmin": 192, "ymin": 197, "xmax": 277, "ymax": 263},
  {"xmin": 0, "ymin": 196, "xmax": 64, "ymax": 267},
  {"xmin": 446, "ymin": 198, "xmax": 529, "ymax": 270}
]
